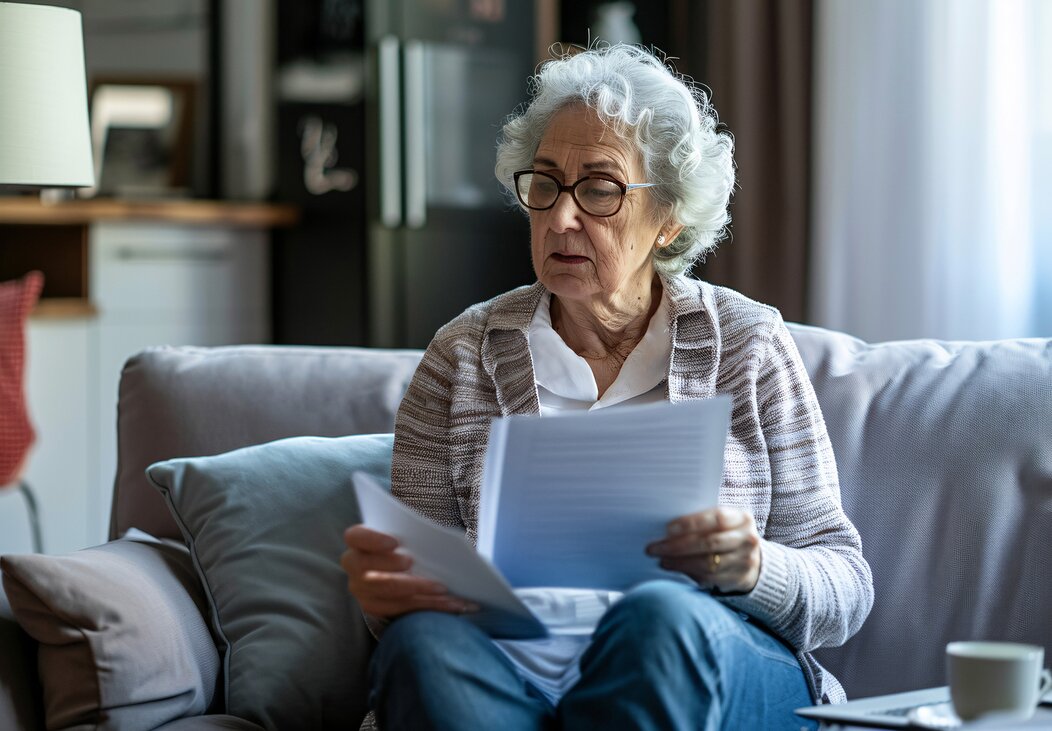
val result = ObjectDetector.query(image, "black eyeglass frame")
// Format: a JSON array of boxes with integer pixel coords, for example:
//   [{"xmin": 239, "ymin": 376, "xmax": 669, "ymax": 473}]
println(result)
[{"xmin": 512, "ymin": 169, "xmax": 657, "ymax": 218}]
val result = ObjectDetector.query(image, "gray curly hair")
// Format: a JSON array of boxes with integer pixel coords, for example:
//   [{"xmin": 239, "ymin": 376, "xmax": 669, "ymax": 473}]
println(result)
[{"xmin": 495, "ymin": 45, "xmax": 735, "ymax": 275}]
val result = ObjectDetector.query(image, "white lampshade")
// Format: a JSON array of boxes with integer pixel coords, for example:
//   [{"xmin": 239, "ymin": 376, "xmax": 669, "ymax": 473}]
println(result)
[{"xmin": 0, "ymin": 2, "xmax": 94, "ymax": 188}]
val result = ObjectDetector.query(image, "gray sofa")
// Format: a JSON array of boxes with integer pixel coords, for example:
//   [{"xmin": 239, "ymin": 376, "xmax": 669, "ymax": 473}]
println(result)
[{"xmin": 1, "ymin": 324, "xmax": 1049, "ymax": 729}]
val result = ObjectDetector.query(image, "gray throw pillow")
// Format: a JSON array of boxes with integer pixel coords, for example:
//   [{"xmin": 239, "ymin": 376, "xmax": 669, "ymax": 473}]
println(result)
[
  {"xmin": 0, "ymin": 536, "xmax": 220, "ymax": 730},
  {"xmin": 147, "ymin": 434, "xmax": 393, "ymax": 731}
]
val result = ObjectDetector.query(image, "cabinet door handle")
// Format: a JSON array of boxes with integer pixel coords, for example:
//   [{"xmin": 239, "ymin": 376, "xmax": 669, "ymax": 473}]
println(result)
[
  {"xmin": 379, "ymin": 35, "xmax": 403, "ymax": 228},
  {"xmin": 115, "ymin": 247, "xmax": 230, "ymax": 262}
]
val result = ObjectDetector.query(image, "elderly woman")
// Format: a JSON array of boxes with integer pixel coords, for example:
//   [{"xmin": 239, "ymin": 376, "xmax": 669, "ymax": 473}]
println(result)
[{"xmin": 342, "ymin": 45, "xmax": 873, "ymax": 730}]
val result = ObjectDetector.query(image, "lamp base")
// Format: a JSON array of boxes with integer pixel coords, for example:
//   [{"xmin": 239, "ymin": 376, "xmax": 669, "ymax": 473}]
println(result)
[{"xmin": 39, "ymin": 188, "xmax": 77, "ymax": 204}]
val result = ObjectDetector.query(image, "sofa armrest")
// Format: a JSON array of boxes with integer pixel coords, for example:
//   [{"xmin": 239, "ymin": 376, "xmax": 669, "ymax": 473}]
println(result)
[{"xmin": 0, "ymin": 573, "xmax": 43, "ymax": 731}]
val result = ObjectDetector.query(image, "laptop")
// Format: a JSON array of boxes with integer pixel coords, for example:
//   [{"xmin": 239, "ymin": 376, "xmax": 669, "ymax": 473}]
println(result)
[
  {"xmin": 796, "ymin": 687, "xmax": 950, "ymax": 728},
  {"xmin": 796, "ymin": 687, "xmax": 1052, "ymax": 728}
]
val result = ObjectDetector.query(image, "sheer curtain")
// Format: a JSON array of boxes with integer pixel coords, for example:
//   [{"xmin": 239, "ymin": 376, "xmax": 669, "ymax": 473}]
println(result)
[{"xmin": 811, "ymin": 0, "xmax": 1052, "ymax": 341}]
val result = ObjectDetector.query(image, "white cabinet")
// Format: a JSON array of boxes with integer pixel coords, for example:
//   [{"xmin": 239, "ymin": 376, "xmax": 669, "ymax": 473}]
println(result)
[
  {"xmin": 15, "ymin": 320, "xmax": 94, "ymax": 555},
  {"xmin": 90, "ymin": 223, "xmax": 269, "ymax": 544},
  {"xmin": 0, "ymin": 489, "xmax": 36, "ymax": 556},
  {"xmin": 91, "ymin": 223, "xmax": 268, "ymax": 314},
  {"xmin": 20, "ymin": 222, "xmax": 270, "ymax": 553}
]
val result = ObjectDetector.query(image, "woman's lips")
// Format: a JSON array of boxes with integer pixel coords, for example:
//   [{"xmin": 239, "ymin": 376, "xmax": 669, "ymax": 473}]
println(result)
[{"xmin": 551, "ymin": 252, "xmax": 589, "ymax": 264}]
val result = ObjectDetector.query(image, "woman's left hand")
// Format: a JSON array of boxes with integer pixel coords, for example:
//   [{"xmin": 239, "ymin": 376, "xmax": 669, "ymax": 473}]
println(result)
[{"xmin": 645, "ymin": 507, "xmax": 762, "ymax": 594}]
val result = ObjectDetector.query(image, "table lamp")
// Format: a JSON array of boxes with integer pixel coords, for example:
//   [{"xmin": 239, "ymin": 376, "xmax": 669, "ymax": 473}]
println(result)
[
  {"xmin": 0, "ymin": 1, "xmax": 94, "ymax": 191},
  {"xmin": 0, "ymin": 2, "xmax": 92, "ymax": 553}
]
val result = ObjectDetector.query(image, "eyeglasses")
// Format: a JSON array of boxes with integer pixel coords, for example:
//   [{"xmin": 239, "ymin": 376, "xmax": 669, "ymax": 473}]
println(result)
[{"xmin": 513, "ymin": 170, "xmax": 657, "ymax": 218}]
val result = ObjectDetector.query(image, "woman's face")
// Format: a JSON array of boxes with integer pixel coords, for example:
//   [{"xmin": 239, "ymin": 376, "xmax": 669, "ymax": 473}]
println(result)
[{"xmin": 528, "ymin": 105, "xmax": 665, "ymax": 304}]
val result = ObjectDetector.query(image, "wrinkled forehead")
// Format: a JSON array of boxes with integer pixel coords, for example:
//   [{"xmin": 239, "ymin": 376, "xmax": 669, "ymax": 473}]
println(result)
[{"xmin": 535, "ymin": 103, "xmax": 643, "ymax": 176}]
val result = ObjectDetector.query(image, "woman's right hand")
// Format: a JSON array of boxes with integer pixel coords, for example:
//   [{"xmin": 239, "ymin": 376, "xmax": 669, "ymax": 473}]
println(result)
[{"xmin": 341, "ymin": 525, "xmax": 479, "ymax": 618}]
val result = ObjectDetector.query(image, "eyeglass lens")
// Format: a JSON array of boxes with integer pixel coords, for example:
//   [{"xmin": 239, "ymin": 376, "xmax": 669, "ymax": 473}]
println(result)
[{"xmin": 516, "ymin": 172, "xmax": 625, "ymax": 216}]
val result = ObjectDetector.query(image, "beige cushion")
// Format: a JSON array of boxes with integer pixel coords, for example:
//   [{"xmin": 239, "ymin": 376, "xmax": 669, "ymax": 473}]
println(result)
[{"xmin": 0, "ymin": 537, "xmax": 219, "ymax": 730}]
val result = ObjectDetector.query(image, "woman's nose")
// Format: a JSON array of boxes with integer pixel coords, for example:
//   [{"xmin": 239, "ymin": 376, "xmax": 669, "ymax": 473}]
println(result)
[{"xmin": 547, "ymin": 191, "xmax": 583, "ymax": 233}]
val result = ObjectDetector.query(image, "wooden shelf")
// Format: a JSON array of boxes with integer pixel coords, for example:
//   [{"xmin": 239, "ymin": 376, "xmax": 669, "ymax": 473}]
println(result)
[
  {"xmin": 2, "ymin": 197, "xmax": 298, "ymax": 319},
  {"xmin": 0, "ymin": 197, "xmax": 300, "ymax": 228}
]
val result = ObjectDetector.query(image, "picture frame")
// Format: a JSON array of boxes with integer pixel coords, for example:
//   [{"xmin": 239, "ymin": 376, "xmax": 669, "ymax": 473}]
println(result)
[{"xmin": 82, "ymin": 78, "xmax": 195, "ymax": 198}]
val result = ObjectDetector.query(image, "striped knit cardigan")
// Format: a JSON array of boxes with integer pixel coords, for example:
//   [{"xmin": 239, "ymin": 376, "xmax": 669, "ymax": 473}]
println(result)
[{"xmin": 391, "ymin": 274, "xmax": 874, "ymax": 704}]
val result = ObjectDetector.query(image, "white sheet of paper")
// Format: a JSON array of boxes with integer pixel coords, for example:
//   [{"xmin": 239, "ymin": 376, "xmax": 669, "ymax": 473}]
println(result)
[
  {"xmin": 477, "ymin": 397, "xmax": 732, "ymax": 590},
  {"xmin": 352, "ymin": 473, "xmax": 547, "ymax": 639}
]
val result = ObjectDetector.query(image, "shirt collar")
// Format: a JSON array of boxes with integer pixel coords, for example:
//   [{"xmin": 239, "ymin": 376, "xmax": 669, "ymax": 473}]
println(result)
[
  {"xmin": 479, "ymin": 274, "xmax": 720, "ymax": 413},
  {"xmin": 528, "ymin": 287, "xmax": 672, "ymax": 407}
]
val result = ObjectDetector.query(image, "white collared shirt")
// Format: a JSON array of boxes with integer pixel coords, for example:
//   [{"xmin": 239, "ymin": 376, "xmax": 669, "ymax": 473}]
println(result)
[
  {"xmin": 529, "ymin": 289, "xmax": 672, "ymax": 413},
  {"xmin": 494, "ymin": 287, "xmax": 673, "ymax": 704}
]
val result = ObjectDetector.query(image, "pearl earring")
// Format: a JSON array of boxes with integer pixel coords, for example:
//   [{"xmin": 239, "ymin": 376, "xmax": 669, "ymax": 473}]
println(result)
[{"xmin": 656, "ymin": 234, "xmax": 666, "ymax": 246}]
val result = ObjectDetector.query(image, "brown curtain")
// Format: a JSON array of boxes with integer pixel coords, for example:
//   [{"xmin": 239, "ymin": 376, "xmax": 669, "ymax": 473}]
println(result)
[{"xmin": 693, "ymin": 0, "xmax": 813, "ymax": 324}]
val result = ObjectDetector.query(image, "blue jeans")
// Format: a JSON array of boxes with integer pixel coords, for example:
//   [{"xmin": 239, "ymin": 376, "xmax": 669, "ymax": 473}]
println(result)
[{"xmin": 369, "ymin": 580, "xmax": 819, "ymax": 731}]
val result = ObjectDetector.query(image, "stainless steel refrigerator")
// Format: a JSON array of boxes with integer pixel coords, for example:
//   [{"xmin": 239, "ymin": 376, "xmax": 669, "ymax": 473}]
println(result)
[
  {"xmin": 272, "ymin": 0, "xmax": 536, "ymax": 348},
  {"xmin": 364, "ymin": 0, "xmax": 537, "ymax": 348}
]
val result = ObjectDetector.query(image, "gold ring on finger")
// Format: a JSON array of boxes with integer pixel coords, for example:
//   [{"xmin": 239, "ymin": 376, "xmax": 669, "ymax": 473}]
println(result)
[{"xmin": 711, "ymin": 553, "xmax": 721, "ymax": 571}]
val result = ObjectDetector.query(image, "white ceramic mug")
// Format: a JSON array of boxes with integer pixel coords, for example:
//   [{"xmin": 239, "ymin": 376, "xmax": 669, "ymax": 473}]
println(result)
[{"xmin": 947, "ymin": 641, "xmax": 1052, "ymax": 721}]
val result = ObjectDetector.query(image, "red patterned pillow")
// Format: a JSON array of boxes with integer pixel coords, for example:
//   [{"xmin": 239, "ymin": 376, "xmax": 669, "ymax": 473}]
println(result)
[{"xmin": 0, "ymin": 271, "xmax": 44, "ymax": 486}]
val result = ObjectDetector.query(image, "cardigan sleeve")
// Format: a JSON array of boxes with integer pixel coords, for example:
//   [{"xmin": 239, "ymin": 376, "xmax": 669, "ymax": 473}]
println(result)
[
  {"xmin": 718, "ymin": 316, "xmax": 874, "ymax": 652},
  {"xmin": 390, "ymin": 333, "xmax": 466, "ymax": 531},
  {"xmin": 362, "ymin": 334, "xmax": 467, "ymax": 641}
]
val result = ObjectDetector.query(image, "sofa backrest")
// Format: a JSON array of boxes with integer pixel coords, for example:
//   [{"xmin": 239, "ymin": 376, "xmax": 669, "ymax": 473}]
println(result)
[
  {"xmin": 112, "ymin": 327, "xmax": 1052, "ymax": 700},
  {"xmin": 789, "ymin": 323, "xmax": 1052, "ymax": 698},
  {"xmin": 110, "ymin": 345, "xmax": 423, "ymax": 541}
]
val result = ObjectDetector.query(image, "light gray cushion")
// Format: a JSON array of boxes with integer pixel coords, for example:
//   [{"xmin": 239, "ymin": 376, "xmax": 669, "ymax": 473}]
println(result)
[
  {"xmin": 0, "ymin": 537, "xmax": 219, "ymax": 730},
  {"xmin": 789, "ymin": 324, "xmax": 1052, "ymax": 698},
  {"xmin": 113, "ymin": 345, "xmax": 421, "ymax": 542},
  {"xmin": 147, "ymin": 434, "xmax": 393, "ymax": 731}
]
